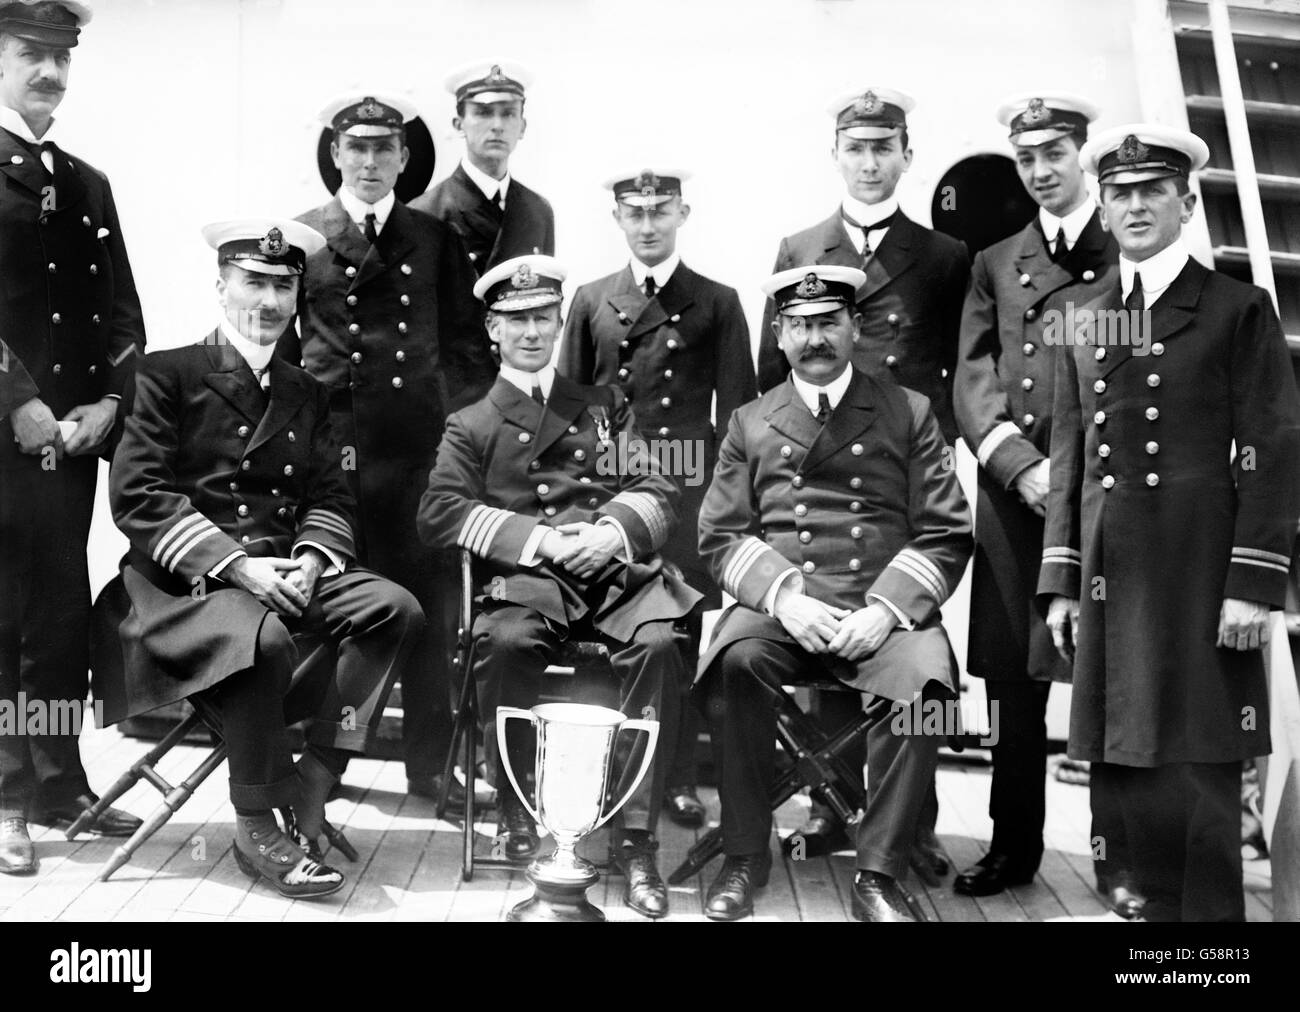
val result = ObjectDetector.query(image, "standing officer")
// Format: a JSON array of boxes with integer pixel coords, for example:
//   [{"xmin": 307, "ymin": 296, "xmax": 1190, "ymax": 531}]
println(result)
[
  {"xmin": 755, "ymin": 87, "xmax": 969, "ymax": 867},
  {"xmin": 558, "ymin": 167, "xmax": 755, "ymax": 826},
  {"xmin": 111, "ymin": 219, "xmax": 424, "ymax": 898},
  {"xmin": 282, "ymin": 90, "xmax": 489, "ymax": 804},
  {"xmin": 953, "ymin": 93, "xmax": 1140, "ymax": 914},
  {"xmin": 409, "ymin": 61, "xmax": 554, "ymax": 277},
  {"xmin": 1040, "ymin": 125, "xmax": 1300, "ymax": 921},
  {"xmin": 697, "ymin": 265, "xmax": 972, "ymax": 921},
  {"xmin": 0, "ymin": 0, "xmax": 144, "ymax": 874},
  {"xmin": 419, "ymin": 255, "xmax": 700, "ymax": 919}
]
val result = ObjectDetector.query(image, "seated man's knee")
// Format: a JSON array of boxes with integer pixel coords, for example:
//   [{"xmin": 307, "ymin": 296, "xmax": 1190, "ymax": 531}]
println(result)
[
  {"xmin": 476, "ymin": 607, "xmax": 549, "ymax": 660},
  {"xmin": 379, "ymin": 582, "xmax": 426, "ymax": 636},
  {"xmin": 255, "ymin": 616, "xmax": 296, "ymax": 689}
]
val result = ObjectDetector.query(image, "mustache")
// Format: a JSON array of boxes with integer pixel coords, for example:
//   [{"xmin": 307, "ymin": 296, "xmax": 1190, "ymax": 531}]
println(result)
[
  {"xmin": 799, "ymin": 345, "xmax": 838, "ymax": 361},
  {"xmin": 30, "ymin": 81, "xmax": 65, "ymax": 94}
]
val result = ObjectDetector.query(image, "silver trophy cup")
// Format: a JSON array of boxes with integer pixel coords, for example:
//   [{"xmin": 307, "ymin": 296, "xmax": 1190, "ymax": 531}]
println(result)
[{"xmin": 497, "ymin": 702, "xmax": 659, "ymax": 922}]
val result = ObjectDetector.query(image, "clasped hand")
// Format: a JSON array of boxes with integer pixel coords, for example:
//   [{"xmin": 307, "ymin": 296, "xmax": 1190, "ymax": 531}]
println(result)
[
  {"xmin": 9, "ymin": 396, "xmax": 117, "ymax": 458},
  {"xmin": 540, "ymin": 521, "xmax": 622, "ymax": 580},
  {"xmin": 227, "ymin": 552, "xmax": 324, "ymax": 618},
  {"xmin": 773, "ymin": 586, "xmax": 898, "ymax": 661}
]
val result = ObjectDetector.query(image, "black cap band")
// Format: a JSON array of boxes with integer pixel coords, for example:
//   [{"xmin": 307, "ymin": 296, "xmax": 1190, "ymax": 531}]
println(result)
[{"xmin": 1097, "ymin": 135, "xmax": 1191, "ymax": 183}]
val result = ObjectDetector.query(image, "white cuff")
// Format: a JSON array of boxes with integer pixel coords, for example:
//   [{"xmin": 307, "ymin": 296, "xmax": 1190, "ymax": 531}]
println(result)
[
  {"xmin": 976, "ymin": 421, "xmax": 1023, "ymax": 468},
  {"xmin": 518, "ymin": 525, "xmax": 550, "ymax": 567},
  {"xmin": 209, "ymin": 551, "xmax": 247, "ymax": 579},
  {"xmin": 867, "ymin": 593, "xmax": 915, "ymax": 630},
  {"xmin": 595, "ymin": 516, "xmax": 632, "ymax": 562},
  {"xmin": 762, "ymin": 567, "xmax": 801, "ymax": 616},
  {"xmin": 295, "ymin": 541, "xmax": 347, "ymax": 577}
]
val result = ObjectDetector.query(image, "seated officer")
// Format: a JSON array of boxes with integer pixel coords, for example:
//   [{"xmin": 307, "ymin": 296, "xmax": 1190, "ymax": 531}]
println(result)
[
  {"xmin": 109, "ymin": 219, "xmax": 425, "ymax": 900},
  {"xmin": 418, "ymin": 255, "xmax": 700, "ymax": 919},
  {"xmin": 697, "ymin": 265, "xmax": 972, "ymax": 921}
]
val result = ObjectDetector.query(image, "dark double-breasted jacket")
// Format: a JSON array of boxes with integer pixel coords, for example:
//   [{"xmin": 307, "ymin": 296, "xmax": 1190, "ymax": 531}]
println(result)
[
  {"xmin": 755, "ymin": 211, "xmax": 970, "ymax": 442},
  {"xmin": 0, "ymin": 127, "xmax": 145, "ymax": 460},
  {"xmin": 954, "ymin": 212, "xmax": 1116, "ymax": 682},
  {"xmin": 697, "ymin": 368, "xmax": 973, "ymax": 702},
  {"xmin": 408, "ymin": 163, "xmax": 555, "ymax": 277},
  {"xmin": 107, "ymin": 338, "xmax": 358, "ymax": 721},
  {"xmin": 1037, "ymin": 258, "xmax": 1300, "ymax": 766},
  {"xmin": 417, "ymin": 374, "xmax": 701, "ymax": 643},
  {"xmin": 558, "ymin": 262, "xmax": 756, "ymax": 604}
]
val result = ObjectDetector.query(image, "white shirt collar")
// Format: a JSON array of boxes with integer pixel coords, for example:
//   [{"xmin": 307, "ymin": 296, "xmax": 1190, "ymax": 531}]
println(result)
[
  {"xmin": 629, "ymin": 253, "xmax": 680, "ymax": 291},
  {"xmin": 500, "ymin": 362, "xmax": 555, "ymax": 399},
  {"xmin": 0, "ymin": 104, "xmax": 58, "ymax": 145},
  {"xmin": 337, "ymin": 186, "xmax": 396, "ymax": 231},
  {"xmin": 218, "ymin": 316, "xmax": 277, "ymax": 375},
  {"xmin": 1120, "ymin": 236, "xmax": 1190, "ymax": 306},
  {"xmin": 791, "ymin": 366, "xmax": 853, "ymax": 416},
  {"xmin": 461, "ymin": 156, "xmax": 511, "ymax": 202},
  {"xmin": 841, "ymin": 193, "xmax": 898, "ymax": 230},
  {"xmin": 1038, "ymin": 197, "xmax": 1096, "ymax": 251}
]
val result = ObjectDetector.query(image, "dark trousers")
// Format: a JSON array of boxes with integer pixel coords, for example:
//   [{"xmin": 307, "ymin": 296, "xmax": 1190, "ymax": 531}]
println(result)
[
  {"xmin": 0, "ymin": 455, "xmax": 98, "ymax": 819},
  {"xmin": 703, "ymin": 637, "xmax": 941, "ymax": 881},
  {"xmin": 665, "ymin": 609, "xmax": 703, "ymax": 790},
  {"xmin": 472, "ymin": 603, "xmax": 682, "ymax": 834},
  {"xmin": 197, "ymin": 569, "xmax": 423, "ymax": 811},
  {"xmin": 1098, "ymin": 760, "xmax": 1242, "ymax": 922},
  {"xmin": 985, "ymin": 678, "xmax": 1051, "ymax": 867}
]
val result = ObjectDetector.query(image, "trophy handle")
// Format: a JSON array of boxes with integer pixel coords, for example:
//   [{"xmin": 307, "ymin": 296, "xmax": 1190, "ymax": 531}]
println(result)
[
  {"xmin": 591, "ymin": 719, "xmax": 660, "ymax": 834},
  {"xmin": 495, "ymin": 707, "xmax": 543, "ymax": 826}
]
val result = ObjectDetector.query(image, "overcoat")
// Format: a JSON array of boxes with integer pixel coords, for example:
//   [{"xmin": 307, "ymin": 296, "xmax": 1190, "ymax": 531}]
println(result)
[{"xmin": 1037, "ymin": 258, "xmax": 1300, "ymax": 766}]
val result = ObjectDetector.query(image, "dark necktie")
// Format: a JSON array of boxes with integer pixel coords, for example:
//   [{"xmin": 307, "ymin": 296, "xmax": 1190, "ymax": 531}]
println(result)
[
  {"xmin": 644, "ymin": 275, "xmax": 657, "ymax": 299},
  {"xmin": 1126, "ymin": 272, "xmax": 1145, "ymax": 313},
  {"xmin": 531, "ymin": 383, "xmax": 546, "ymax": 407},
  {"xmin": 815, "ymin": 392, "xmax": 831, "ymax": 426},
  {"xmin": 364, "ymin": 212, "xmax": 378, "ymax": 245},
  {"xmin": 843, "ymin": 209, "xmax": 895, "ymax": 267},
  {"xmin": 1050, "ymin": 226, "xmax": 1067, "ymax": 263}
]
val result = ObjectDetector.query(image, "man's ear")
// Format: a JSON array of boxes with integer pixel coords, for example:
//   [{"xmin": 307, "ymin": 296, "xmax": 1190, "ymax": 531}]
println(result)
[
  {"xmin": 399, "ymin": 145, "xmax": 411, "ymax": 173},
  {"xmin": 901, "ymin": 145, "xmax": 914, "ymax": 172},
  {"xmin": 850, "ymin": 311, "xmax": 864, "ymax": 342},
  {"xmin": 678, "ymin": 202, "xmax": 691, "ymax": 226},
  {"xmin": 330, "ymin": 140, "xmax": 342, "ymax": 171},
  {"xmin": 519, "ymin": 115, "xmax": 527, "ymax": 141},
  {"xmin": 1180, "ymin": 190, "xmax": 1198, "ymax": 224},
  {"xmin": 452, "ymin": 115, "xmax": 464, "ymax": 137}
]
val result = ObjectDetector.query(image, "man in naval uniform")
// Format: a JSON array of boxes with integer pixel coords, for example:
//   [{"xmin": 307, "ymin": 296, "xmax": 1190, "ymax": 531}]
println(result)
[
  {"xmin": 281, "ymin": 90, "xmax": 488, "ymax": 804},
  {"xmin": 0, "ymin": 0, "xmax": 144, "ymax": 875},
  {"xmin": 952, "ymin": 93, "xmax": 1140, "ymax": 916},
  {"xmin": 697, "ymin": 264, "xmax": 972, "ymax": 921},
  {"xmin": 558, "ymin": 167, "xmax": 755, "ymax": 828},
  {"xmin": 419, "ymin": 255, "xmax": 700, "ymax": 919},
  {"xmin": 1039, "ymin": 125, "xmax": 1300, "ymax": 921},
  {"xmin": 110, "ymin": 219, "xmax": 424, "ymax": 898},
  {"xmin": 409, "ymin": 61, "xmax": 554, "ymax": 277}
]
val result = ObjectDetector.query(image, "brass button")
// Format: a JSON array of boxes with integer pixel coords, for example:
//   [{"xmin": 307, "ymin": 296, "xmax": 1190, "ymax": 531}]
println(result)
[
  {"xmin": 1023, "ymin": 413, "xmax": 1034, "ymax": 426},
  {"xmin": 82, "ymin": 215, "xmax": 91, "ymax": 227},
  {"xmin": 666, "ymin": 339, "xmax": 678, "ymax": 350},
  {"xmin": 47, "ymin": 262, "xmax": 56, "ymax": 274},
  {"xmin": 660, "ymin": 396, "xmax": 671, "ymax": 408},
  {"xmin": 519, "ymin": 433, "xmax": 531, "ymax": 444},
  {"xmin": 51, "ymin": 312, "xmax": 61, "ymax": 324},
  {"xmin": 398, "ymin": 322, "xmax": 408, "ymax": 334},
  {"xmin": 395, "ymin": 350, "xmax": 406, "ymax": 362},
  {"xmin": 579, "ymin": 476, "xmax": 591, "ymax": 484},
  {"xmin": 792, "ymin": 475, "xmax": 804, "ymax": 489},
  {"xmin": 849, "ymin": 477, "xmax": 863, "ymax": 490},
  {"xmin": 1082, "ymin": 269, "xmax": 1096, "ymax": 282},
  {"xmin": 277, "ymin": 507, "xmax": 288, "ymax": 518},
  {"xmin": 1023, "ymin": 377, "xmax": 1034, "ymax": 391},
  {"xmin": 52, "ymin": 363, "xmax": 62, "ymax": 375},
  {"xmin": 1147, "ymin": 374, "xmax": 1160, "ymax": 388},
  {"xmin": 588, "ymin": 497, "xmax": 599, "ymax": 508},
  {"xmin": 237, "ymin": 504, "xmax": 249, "ymax": 517},
  {"xmin": 345, "ymin": 266, "xmax": 357, "ymax": 278},
  {"xmin": 241, "ymin": 535, "xmax": 251, "ymax": 545},
  {"xmin": 87, "ymin": 365, "xmax": 96, "ymax": 375},
  {"xmin": 401, "ymin": 264, "xmax": 412, "ymax": 275},
  {"xmin": 575, "ymin": 449, "xmax": 587, "ymax": 461},
  {"xmin": 851, "ymin": 443, "xmax": 864, "ymax": 456},
  {"xmin": 350, "ymin": 352, "xmax": 362, "ymax": 364},
  {"xmin": 664, "ymin": 369, "xmax": 673, "ymax": 379},
  {"xmin": 287, "ymin": 431, "xmax": 295, "ymax": 442},
  {"xmin": 658, "ymin": 427, "xmax": 669, "ymax": 437},
  {"xmin": 1152, "ymin": 342, "xmax": 1164, "ymax": 357},
  {"xmin": 1101, "ymin": 475, "xmax": 1115, "ymax": 490},
  {"xmin": 618, "ymin": 368, "xmax": 629, "ymax": 380},
  {"xmin": 670, "ymin": 314, "xmax": 681, "ymax": 323},
  {"xmin": 568, "ymin": 426, "xmax": 578, "ymax": 435},
  {"xmin": 849, "ymin": 559, "xmax": 861, "ymax": 572},
  {"xmin": 1019, "ymin": 273, "xmax": 1031, "ymax": 286},
  {"xmin": 849, "ymin": 500, "xmax": 863, "ymax": 513},
  {"xmin": 283, "ymin": 464, "xmax": 294, "ymax": 476},
  {"xmin": 1146, "ymin": 472, "xmax": 1160, "ymax": 487},
  {"xmin": 887, "ymin": 313, "xmax": 899, "ymax": 325},
  {"xmin": 802, "ymin": 561, "xmax": 815, "ymax": 574},
  {"xmin": 91, "ymin": 314, "xmax": 100, "ymax": 325},
  {"xmin": 799, "ymin": 531, "xmax": 812, "ymax": 544},
  {"xmin": 1145, "ymin": 407, "xmax": 1159, "ymax": 421},
  {"xmin": 543, "ymin": 506, "xmax": 557, "ymax": 517},
  {"xmin": 780, "ymin": 445, "xmax": 792, "ymax": 458},
  {"xmin": 1023, "ymin": 343, "xmax": 1034, "ymax": 356},
  {"xmin": 392, "ymin": 377, "xmax": 403, "ymax": 388},
  {"xmin": 1024, "ymin": 308, "xmax": 1037, "ymax": 321},
  {"xmin": 620, "ymin": 340, "xmax": 629, "ymax": 349},
  {"xmin": 1094, "ymin": 411, "xmax": 1106, "ymax": 425},
  {"xmin": 794, "ymin": 504, "xmax": 808, "ymax": 517},
  {"xmin": 1146, "ymin": 441, "xmax": 1159, "ymax": 455},
  {"xmin": 241, "ymin": 460, "xmax": 251, "ymax": 471},
  {"xmin": 400, "ymin": 294, "xmax": 410, "ymax": 306},
  {"xmin": 1098, "ymin": 443, "xmax": 1110, "ymax": 458},
  {"xmin": 271, "ymin": 488, "xmax": 279, "ymax": 496},
  {"xmin": 1095, "ymin": 347, "xmax": 1106, "ymax": 361},
  {"xmin": 850, "ymin": 526, "xmax": 863, "ymax": 539},
  {"xmin": 346, "ymin": 295, "xmax": 358, "ymax": 306},
  {"xmin": 229, "ymin": 482, "xmax": 239, "ymax": 492},
  {"xmin": 238, "ymin": 425, "xmax": 250, "ymax": 438},
  {"xmin": 348, "ymin": 323, "xmax": 360, "ymax": 335},
  {"xmin": 884, "ymin": 354, "xmax": 898, "ymax": 367},
  {"xmin": 618, "ymin": 313, "xmax": 629, "ymax": 324},
  {"xmin": 1093, "ymin": 380, "xmax": 1106, "ymax": 394},
  {"xmin": 537, "ymin": 483, "xmax": 550, "ymax": 496},
  {"xmin": 529, "ymin": 460, "xmax": 540, "ymax": 471},
  {"xmin": 89, "ymin": 264, "xmax": 98, "ymax": 275}
]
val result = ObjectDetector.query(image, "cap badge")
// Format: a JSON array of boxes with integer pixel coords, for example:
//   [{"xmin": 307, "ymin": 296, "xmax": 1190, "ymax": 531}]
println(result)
[
  {"xmin": 796, "ymin": 273, "xmax": 828, "ymax": 299},
  {"xmin": 636, "ymin": 169, "xmax": 660, "ymax": 197},
  {"xmin": 355, "ymin": 97, "xmax": 384, "ymax": 120},
  {"xmin": 510, "ymin": 263, "xmax": 538, "ymax": 289},
  {"xmin": 259, "ymin": 227, "xmax": 287, "ymax": 257},
  {"xmin": 486, "ymin": 64, "xmax": 507, "ymax": 83},
  {"xmin": 1118, "ymin": 134, "xmax": 1150, "ymax": 164},
  {"xmin": 1023, "ymin": 97, "xmax": 1050, "ymax": 125},
  {"xmin": 853, "ymin": 91, "xmax": 880, "ymax": 116}
]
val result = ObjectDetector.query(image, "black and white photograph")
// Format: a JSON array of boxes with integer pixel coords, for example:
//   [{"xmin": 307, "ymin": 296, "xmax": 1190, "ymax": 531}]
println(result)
[{"xmin": 1, "ymin": 0, "xmax": 1298, "ymax": 984}]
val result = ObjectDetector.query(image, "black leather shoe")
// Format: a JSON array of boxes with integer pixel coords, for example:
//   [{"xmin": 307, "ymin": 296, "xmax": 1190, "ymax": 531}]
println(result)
[
  {"xmin": 909, "ymin": 827, "xmax": 950, "ymax": 886},
  {"xmin": 407, "ymin": 773, "xmax": 466, "ymax": 813},
  {"xmin": 851, "ymin": 870, "xmax": 925, "ymax": 922},
  {"xmin": 0, "ymin": 818, "xmax": 38, "ymax": 876},
  {"xmin": 33, "ymin": 794, "xmax": 141, "ymax": 838},
  {"xmin": 780, "ymin": 815, "xmax": 851, "ymax": 858},
  {"xmin": 616, "ymin": 831, "xmax": 668, "ymax": 919},
  {"xmin": 704, "ymin": 851, "xmax": 772, "ymax": 921},
  {"xmin": 497, "ymin": 795, "xmax": 539, "ymax": 863},
  {"xmin": 954, "ymin": 852, "xmax": 1037, "ymax": 897},
  {"xmin": 663, "ymin": 786, "xmax": 706, "ymax": 828},
  {"xmin": 1101, "ymin": 872, "xmax": 1147, "ymax": 919},
  {"xmin": 233, "ymin": 813, "xmax": 345, "ymax": 900}
]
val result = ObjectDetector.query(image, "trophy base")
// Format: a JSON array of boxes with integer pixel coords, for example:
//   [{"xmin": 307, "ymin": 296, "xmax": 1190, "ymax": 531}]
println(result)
[{"xmin": 507, "ymin": 860, "xmax": 604, "ymax": 922}]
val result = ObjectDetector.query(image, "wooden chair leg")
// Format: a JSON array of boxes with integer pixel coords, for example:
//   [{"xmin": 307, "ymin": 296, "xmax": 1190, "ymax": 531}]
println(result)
[{"xmin": 462, "ymin": 673, "xmax": 478, "ymax": 882}]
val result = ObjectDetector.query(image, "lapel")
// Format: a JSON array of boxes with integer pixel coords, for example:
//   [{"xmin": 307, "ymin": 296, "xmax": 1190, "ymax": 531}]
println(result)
[
  {"xmin": 493, "ymin": 177, "xmax": 537, "ymax": 267},
  {"xmin": 626, "ymin": 263, "xmax": 698, "ymax": 341},
  {"xmin": 1014, "ymin": 219, "xmax": 1073, "ymax": 299},
  {"xmin": 802, "ymin": 370, "xmax": 878, "ymax": 472},
  {"xmin": 48, "ymin": 143, "xmax": 87, "ymax": 215},
  {"xmin": 320, "ymin": 196, "xmax": 385, "ymax": 290},
  {"xmin": 451, "ymin": 164, "xmax": 505, "ymax": 256},
  {"xmin": 247, "ymin": 354, "xmax": 310, "ymax": 454},
  {"xmin": 604, "ymin": 266, "xmax": 650, "ymax": 333},
  {"xmin": 0, "ymin": 127, "xmax": 48, "ymax": 197},
  {"xmin": 488, "ymin": 375, "xmax": 541, "ymax": 436},
  {"xmin": 1096, "ymin": 258, "xmax": 1206, "ymax": 380},
  {"xmin": 375, "ymin": 200, "xmax": 419, "ymax": 269},
  {"xmin": 763, "ymin": 379, "xmax": 824, "ymax": 451},
  {"xmin": 201, "ymin": 336, "xmax": 267, "ymax": 425},
  {"xmin": 859, "ymin": 211, "xmax": 921, "ymax": 302},
  {"xmin": 533, "ymin": 374, "xmax": 591, "ymax": 457}
]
